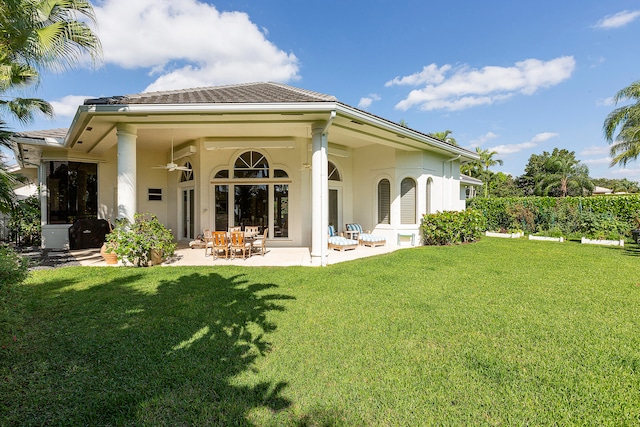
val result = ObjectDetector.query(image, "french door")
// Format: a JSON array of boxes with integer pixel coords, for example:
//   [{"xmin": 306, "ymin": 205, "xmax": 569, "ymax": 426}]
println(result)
[{"xmin": 182, "ymin": 188, "xmax": 195, "ymax": 240}]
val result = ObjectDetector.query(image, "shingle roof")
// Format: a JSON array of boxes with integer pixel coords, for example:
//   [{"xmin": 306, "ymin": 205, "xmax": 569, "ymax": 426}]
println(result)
[
  {"xmin": 14, "ymin": 128, "xmax": 67, "ymax": 141},
  {"xmin": 84, "ymin": 82, "xmax": 338, "ymax": 105}
]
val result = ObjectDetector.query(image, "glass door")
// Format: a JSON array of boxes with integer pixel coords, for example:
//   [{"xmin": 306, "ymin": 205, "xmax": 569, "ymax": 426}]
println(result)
[{"xmin": 182, "ymin": 188, "xmax": 195, "ymax": 239}]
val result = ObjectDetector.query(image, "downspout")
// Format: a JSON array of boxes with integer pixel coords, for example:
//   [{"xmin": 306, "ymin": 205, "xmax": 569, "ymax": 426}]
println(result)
[{"xmin": 323, "ymin": 110, "xmax": 336, "ymax": 134}]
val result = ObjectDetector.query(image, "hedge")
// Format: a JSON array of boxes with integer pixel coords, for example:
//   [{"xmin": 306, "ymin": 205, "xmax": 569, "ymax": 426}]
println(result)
[
  {"xmin": 467, "ymin": 195, "xmax": 640, "ymax": 238},
  {"xmin": 421, "ymin": 209, "xmax": 486, "ymax": 245}
]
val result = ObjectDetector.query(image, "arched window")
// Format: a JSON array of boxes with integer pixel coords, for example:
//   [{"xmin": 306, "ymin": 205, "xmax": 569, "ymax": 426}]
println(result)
[
  {"xmin": 180, "ymin": 162, "xmax": 193, "ymax": 182},
  {"xmin": 234, "ymin": 151, "xmax": 269, "ymax": 178},
  {"xmin": 377, "ymin": 179, "xmax": 390, "ymax": 224},
  {"xmin": 328, "ymin": 161, "xmax": 341, "ymax": 181},
  {"xmin": 212, "ymin": 151, "xmax": 289, "ymax": 238},
  {"xmin": 400, "ymin": 177, "xmax": 416, "ymax": 224}
]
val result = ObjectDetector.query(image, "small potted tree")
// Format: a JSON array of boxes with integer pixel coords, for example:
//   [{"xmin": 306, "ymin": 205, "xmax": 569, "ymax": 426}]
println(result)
[{"xmin": 105, "ymin": 213, "xmax": 176, "ymax": 266}]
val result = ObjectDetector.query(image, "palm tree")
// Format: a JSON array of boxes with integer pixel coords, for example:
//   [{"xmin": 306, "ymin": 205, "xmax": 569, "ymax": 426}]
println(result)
[
  {"xmin": 536, "ymin": 154, "xmax": 593, "ymax": 197},
  {"xmin": 0, "ymin": 0, "xmax": 101, "ymax": 208},
  {"xmin": 603, "ymin": 80, "xmax": 640, "ymax": 166},
  {"xmin": 476, "ymin": 147, "xmax": 503, "ymax": 197},
  {"xmin": 428, "ymin": 130, "xmax": 458, "ymax": 146},
  {"xmin": 0, "ymin": 0, "xmax": 101, "ymax": 129}
]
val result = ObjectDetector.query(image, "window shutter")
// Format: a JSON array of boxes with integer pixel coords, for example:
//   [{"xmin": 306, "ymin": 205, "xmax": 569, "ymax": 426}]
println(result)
[
  {"xmin": 400, "ymin": 178, "xmax": 416, "ymax": 224},
  {"xmin": 377, "ymin": 179, "xmax": 390, "ymax": 224}
]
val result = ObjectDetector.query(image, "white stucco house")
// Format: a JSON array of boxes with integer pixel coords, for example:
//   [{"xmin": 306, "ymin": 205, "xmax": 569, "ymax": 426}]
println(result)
[{"xmin": 11, "ymin": 82, "xmax": 478, "ymax": 265}]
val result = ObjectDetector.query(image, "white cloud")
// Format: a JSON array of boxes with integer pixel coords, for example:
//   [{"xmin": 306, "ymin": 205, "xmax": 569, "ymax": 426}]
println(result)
[
  {"xmin": 596, "ymin": 96, "xmax": 616, "ymax": 107},
  {"xmin": 583, "ymin": 157, "xmax": 612, "ymax": 166},
  {"xmin": 469, "ymin": 132, "xmax": 498, "ymax": 147},
  {"xmin": 580, "ymin": 145, "xmax": 610, "ymax": 157},
  {"xmin": 489, "ymin": 132, "xmax": 558, "ymax": 155},
  {"xmin": 50, "ymin": 95, "xmax": 95, "ymax": 118},
  {"xmin": 385, "ymin": 64, "xmax": 452, "ymax": 87},
  {"xmin": 594, "ymin": 10, "xmax": 640, "ymax": 29},
  {"xmin": 92, "ymin": 0, "xmax": 300, "ymax": 92},
  {"xmin": 391, "ymin": 56, "xmax": 575, "ymax": 111},
  {"xmin": 609, "ymin": 166, "xmax": 640, "ymax": 177},
  {"xmin": 358, "ymin": 94, "xmax": 381, "ymax": 109}
]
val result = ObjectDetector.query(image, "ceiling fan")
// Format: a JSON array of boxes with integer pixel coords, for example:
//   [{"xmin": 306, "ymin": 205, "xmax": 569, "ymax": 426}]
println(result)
[{"xmin": 153, "ymin": 131, "xmax": 191, "ymax": 172}]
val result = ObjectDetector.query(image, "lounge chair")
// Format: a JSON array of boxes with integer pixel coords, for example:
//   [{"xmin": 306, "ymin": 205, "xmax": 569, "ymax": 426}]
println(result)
[
  {"xmin": 345, "ymin": 223, "xmax": 386, "ymax": 247},
  {"xmin": 211, "ymin": 231, "xmax": 229, "ymax": 260},
  {"xmin": 229, "ymin": 231, "xmax": 251, "ymax": 259},
  {"xmin": 328, "ymin": 225, "xmax": 358, "ymax": 251},
  {"xmin": 251, "ymin": 228, "xmax": 268, "ymax": 256}
]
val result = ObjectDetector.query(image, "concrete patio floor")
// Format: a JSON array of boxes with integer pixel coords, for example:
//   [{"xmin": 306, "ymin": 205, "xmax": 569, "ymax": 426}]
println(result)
[{"xmin": 70, "ymin": 242, "xmax": 409, "ymax": 267}]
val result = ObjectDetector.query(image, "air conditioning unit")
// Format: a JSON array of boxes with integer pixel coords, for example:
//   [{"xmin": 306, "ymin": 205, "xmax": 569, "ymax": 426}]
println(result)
[{"xmin": 173, "ymin": 145, "xmax": 196, "ymax": 160}]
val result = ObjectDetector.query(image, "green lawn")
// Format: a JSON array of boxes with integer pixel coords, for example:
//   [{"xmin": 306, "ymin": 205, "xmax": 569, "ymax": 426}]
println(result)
[{"xmin": 2, "ymin": 238, "xmax": 639, "ymax": 426}]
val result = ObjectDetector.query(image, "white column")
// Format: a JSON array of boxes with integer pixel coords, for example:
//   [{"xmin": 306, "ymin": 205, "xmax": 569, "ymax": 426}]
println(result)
[
  {"xmin": 310, "ymin": 122, "xmax": 329, "ymax": 266},
  {"xmin": 116, "ymin": 124, "xmax": 137, "ymax": 223}
]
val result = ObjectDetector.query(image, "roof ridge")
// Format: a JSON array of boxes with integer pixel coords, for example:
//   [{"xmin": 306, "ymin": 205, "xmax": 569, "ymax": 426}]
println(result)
[
  {"xmin": 125, "ymin": 81, "xmax": 264, "ymax": 99},
  {"xmin": 265, "ymin": 82, "xmax": 337, "ymax": 101}
]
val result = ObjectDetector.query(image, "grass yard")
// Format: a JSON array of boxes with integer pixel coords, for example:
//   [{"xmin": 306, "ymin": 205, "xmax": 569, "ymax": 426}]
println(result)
[{"xmin": 1, "ymin": 238, "xmax": 639, "ymax": 426}]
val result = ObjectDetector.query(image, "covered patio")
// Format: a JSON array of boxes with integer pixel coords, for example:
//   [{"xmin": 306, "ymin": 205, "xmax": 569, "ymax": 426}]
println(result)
[{"xmin": 68, "ymin": 241, "xmax": 406, "ymax": 267}]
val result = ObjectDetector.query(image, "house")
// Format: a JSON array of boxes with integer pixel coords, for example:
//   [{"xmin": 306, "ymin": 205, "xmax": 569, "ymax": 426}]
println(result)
[{"xmin": 11, "ymin": 82, "xmax": 478, "ymax": 265}]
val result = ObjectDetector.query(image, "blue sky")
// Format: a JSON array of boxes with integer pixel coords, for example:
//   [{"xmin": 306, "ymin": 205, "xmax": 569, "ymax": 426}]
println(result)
[{"xmin": 6, "ymin": 0, "xmax": 640, "ymax": 180}]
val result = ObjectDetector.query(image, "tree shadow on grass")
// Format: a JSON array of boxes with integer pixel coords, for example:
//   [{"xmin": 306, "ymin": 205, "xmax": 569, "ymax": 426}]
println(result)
[{"xmin": 2, "ymin": 270, "xmax": 295, "ymax": 426}]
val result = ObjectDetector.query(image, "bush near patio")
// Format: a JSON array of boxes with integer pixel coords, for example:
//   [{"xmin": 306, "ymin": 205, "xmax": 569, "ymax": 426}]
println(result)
[
  {"xmin": 0, "ymin": 244, "xmax": 29, "ymax": 350},
  {"xmin": 421, "ymin": 208, "xmax": 486, "ymax": 245},
  {"xmin": 468, "ymin": 195, "xmax": 640, "ymax": 239}
]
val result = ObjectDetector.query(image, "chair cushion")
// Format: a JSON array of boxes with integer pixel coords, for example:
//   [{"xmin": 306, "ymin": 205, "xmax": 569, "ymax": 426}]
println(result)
[
  {"xmin": 359, "ymin": 233, "xmax": 386, "ymax": 243},
  {"xmin": 328, "ymin": 236, "xmax": 358, "ymax": 246},
  {"xmin": 346, "ymin": 223, "xmax": 364, "ymax": 233},
  {"xmin": 328, "ymin": 225, "xmax": 336, "ymax": 237}
]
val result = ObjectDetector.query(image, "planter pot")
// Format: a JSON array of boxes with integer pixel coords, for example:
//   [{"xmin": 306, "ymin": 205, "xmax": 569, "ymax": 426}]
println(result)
[
  {"xmin": 580, "ymin": 237, "xmax": 624, "ymax": 247},
  {"xmin": 100, "ymin": 244, "xmax": 118, "ymax": 265},
  {"xmin": 529, "ymin": 235, "xmax": 564, "ymax": 242},
  {"xmin": 150, "ymin": 249, "xmax": 164, "ymax": 266},
  {"xmin": 485, "ymin": 231, "xmax": 523, "ymax": 239}
]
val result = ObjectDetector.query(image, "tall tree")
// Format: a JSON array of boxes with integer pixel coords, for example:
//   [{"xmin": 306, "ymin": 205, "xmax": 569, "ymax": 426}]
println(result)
[
  {"xmin": 603, "ymin": 80, "xmax": 640, "ymax": 166},
  {"xmin": 428, "ymin": 129, "xmax": 458, "ymax": 146},
  {"xmin": 476, "ymin": 147, "xmax": 503, "ymax": 197},
  {"xmin": 0, "ymin": 0, "xmax": 101, "ymax": 137},
  {"xmin": 0, "ymin": 0, "xmax": 101, "ymax": 207},
  {"xmin": 534, "ymin": 148, "xmax": 593, "ymax": 197}
]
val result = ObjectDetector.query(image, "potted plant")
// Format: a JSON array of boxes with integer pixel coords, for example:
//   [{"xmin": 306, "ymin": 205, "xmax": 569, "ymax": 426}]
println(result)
[
  {"xmin": 100, "ymin": 221, "xmax": 118, "ymax": 264},
  {"xmin": 104, "ymin": 213, "xmax": 176, "ymax": 267}
]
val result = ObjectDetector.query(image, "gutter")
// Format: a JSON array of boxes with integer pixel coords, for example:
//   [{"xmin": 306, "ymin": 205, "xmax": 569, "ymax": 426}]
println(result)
[{"xmin": 322, "ymin": 110, "xmax": 336, "ymax": 134}]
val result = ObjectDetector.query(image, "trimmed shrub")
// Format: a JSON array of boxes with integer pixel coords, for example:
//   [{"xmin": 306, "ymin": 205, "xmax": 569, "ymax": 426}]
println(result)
[
  {"xmin": 421, "ymin": 209, "xmax": 486, "ymax": 246},
  {"xmin": 0, "ymin": 244, "xmax": 30, "ymax": 350},
  {"xmin": 468, "ymin": 195, "xmax": 640, "ymax": 238},
  {"xmin": 0, "ymin": 244, "xmax": 30, "ymax": 289}
]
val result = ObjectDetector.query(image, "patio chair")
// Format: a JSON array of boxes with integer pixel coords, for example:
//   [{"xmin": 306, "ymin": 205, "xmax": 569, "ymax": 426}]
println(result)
[
  {"xmin": 229, "ymin": 231, "xmax": 251, "ymax": 259},
  {"xmin": 228, "ymin": 226, "xmax": 241, "ymax": 233},
  {"xmin": 203, "ymin": 228, "xmax": 213, "ymax": 256},
  {"xmin": 328, "ymin": 225, "xmax": 358, "ymax": 251},
  {"xmin": 251, "ymin": 228, "xmax": 268, "ymax": 256},
  {"xmin": 211, "ymin": 231, "xmax": 229, "ymax": 260},
  {"xmin": 345, "ymin": 223, "xmax": 386, "ymax": 247},
  {"xmin": 245, "ymin": 225, "xmax": 260, "ymax": 237}
]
